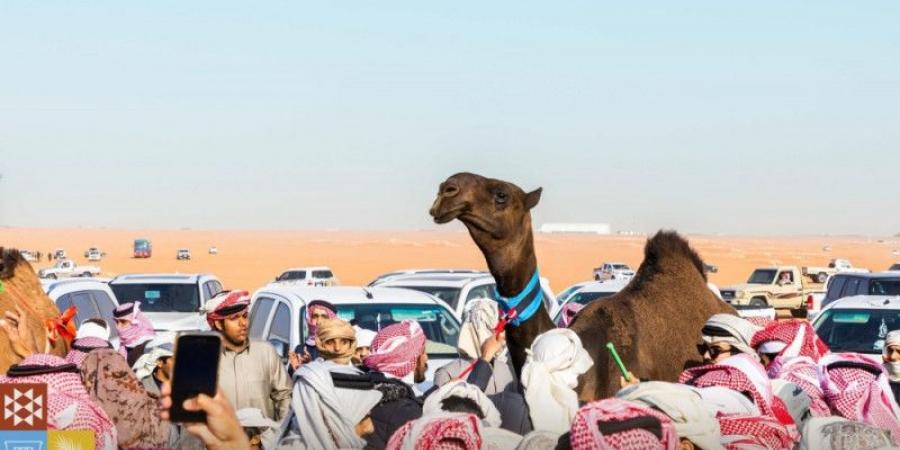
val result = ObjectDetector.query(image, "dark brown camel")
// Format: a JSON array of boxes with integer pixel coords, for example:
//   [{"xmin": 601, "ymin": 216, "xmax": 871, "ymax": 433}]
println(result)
[
  {"xmin": 0, "ymin": 248, "xmax": 69, "ymax": 372},
  {"xmin": 429, "ymin": 173, "xmax": 736, "ymax": 400}
]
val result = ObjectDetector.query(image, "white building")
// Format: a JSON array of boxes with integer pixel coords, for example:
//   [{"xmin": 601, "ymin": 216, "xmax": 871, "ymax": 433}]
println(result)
[{"xmin": 539, "ymin": 223, "xmax": 611, "ymax": 235}]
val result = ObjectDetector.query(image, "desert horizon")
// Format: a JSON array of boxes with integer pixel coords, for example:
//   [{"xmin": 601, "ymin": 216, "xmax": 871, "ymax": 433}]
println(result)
[{"xmin": 3, "ymin": 228, "xmax": 898, "ymax": 294}]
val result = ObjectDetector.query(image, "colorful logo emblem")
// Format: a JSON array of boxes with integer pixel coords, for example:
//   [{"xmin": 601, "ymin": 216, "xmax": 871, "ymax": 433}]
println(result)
[{"xmin": 0, "ymin": 384, "xmax": 46, "ymax": 431}]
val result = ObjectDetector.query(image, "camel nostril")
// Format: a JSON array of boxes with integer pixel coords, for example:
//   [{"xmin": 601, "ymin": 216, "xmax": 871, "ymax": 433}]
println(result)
[{"xmin": 442, "ymin": 184, "xmax": 460, "ymax": 198}]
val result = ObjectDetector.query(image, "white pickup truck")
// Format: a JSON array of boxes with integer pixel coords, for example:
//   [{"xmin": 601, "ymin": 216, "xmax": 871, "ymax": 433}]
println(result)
[
  {"xmin": 802, "ymin": 259, "xmax": 869, "ymax": 283},
  {"xmin": 38, "ymin": 260, "xmax": 102, "ymax": 279},
  {"xmin": 593, "ymin": 262, "xmax": 635, "ymax": 281}
]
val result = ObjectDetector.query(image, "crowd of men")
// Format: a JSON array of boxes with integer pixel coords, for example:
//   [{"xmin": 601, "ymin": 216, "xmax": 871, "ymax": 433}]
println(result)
[{"xmin": 3, "ymin": 290, "xmax": 900, "ymax": 450}]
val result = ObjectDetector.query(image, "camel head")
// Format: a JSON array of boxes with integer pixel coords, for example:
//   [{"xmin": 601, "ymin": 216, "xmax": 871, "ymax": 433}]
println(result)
[{"xmin": 430, "ymin": 172, "xmax": 542, "ymax": 248}]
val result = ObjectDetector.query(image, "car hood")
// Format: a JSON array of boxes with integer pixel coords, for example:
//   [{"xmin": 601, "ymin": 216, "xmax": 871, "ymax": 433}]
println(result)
[{"xmin": 143, "ymin": 312, "xmax": 209, "ymax": 332}]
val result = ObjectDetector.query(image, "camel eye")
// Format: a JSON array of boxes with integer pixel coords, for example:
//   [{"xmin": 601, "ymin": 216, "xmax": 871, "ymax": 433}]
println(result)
[{"xmin": 494, "ymin": 191, "xmax": 508, "ymax": 205}]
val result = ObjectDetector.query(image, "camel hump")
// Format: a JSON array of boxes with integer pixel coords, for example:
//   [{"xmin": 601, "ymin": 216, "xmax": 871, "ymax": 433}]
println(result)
[{"xmin": 638, "ymin": 230, "xmax": 707, "ymax": 283}]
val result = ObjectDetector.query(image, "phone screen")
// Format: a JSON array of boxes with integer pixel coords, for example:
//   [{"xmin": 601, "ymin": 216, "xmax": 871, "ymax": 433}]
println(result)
[{"xmin": 169, "ymin": 332, "xmax": 222, "ymax": 422}]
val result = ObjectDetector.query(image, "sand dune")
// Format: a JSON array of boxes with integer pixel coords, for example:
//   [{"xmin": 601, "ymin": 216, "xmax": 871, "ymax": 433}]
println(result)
[{"xmin": 3, "ymin": 228, "xmax": 898, "ymax": 294}]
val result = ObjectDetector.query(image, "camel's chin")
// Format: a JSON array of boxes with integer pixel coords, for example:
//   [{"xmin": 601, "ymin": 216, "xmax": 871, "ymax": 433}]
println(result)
[{"xmin": 432, "ymin": 212, "xmax": 461, "ymax": 224}]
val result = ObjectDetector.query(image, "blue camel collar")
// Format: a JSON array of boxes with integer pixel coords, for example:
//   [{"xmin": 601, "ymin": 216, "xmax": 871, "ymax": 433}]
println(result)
[{"xmin": 492, "ymin": 270, "xmax": 544, "ymax": 327}]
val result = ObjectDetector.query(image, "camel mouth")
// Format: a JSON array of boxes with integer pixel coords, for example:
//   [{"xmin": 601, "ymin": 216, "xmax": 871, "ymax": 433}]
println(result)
[
  {"xmin": 458, "ymin": 212, "xmax": 498, "ymax": 237},
  {"xmin": 432, "ymin": 205, "xmax": 468, "ymax": 224}
]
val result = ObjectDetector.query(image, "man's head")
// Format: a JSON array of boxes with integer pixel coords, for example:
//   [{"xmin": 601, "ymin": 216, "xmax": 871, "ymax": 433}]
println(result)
[
  {"xmin": 205, "ymin": 290, "xmax": 251, "ymax": 348},
  {"xmin": 700, "ymin": 314, "xmax": 761, "ymax": 364},
  {"xmin": 884, "ymin": 330, "xmax": 900, "ymax": 379},
  {"xmin": 352, "ymin": 326, "xmax": 377, "ymax": 365},
  {"xmin": 363, "ymin": 320, "xmax": 427, "ymax": 381},
  {"xmin": 76, "ymin": 318, "xmax": 112, "ymax": 341},
  {"xmin": 315, "ymin": 318, "xmax": 356, "ymax": 364},
  {"xmin": 113, "ymin": 303, "xmax": 136, "ymax": 330},
  {"xmin": 697, "ymin": 341, "xmax": 737, "ymax": 364}
]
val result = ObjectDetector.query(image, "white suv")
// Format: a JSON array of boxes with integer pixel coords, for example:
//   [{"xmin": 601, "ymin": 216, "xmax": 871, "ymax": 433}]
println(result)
[
  {"xmin": 377, "ymin": 272, "xmax": 556, "ymax": 321},
  {"xmin": 43, "ymin": 278, "xmax": 120, "ymax": 337},
  {"xmin": 248, "ymin": 285, "xmax": 461, "ymax": 392},
  {"xmin": 812, "ymin": 294, "xmax": 900, "ymax": 356},
  {"xmin": 109, "ymin": 273, "xmax": 223, "ymax": 332},
  {"xmin": 273, "ymin": 266, "xmax": 337, "ymax": 287},
  {"xmin": 593, "ymin": 262, "xmax": 635, "ymax": 281}
]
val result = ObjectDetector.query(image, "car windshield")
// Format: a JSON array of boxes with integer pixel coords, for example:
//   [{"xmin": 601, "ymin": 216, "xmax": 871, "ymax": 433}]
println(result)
[
  {"xmin": 304, "ymin": 303, "xmax": 461, "ymax": 358},
  {"xmin": 814, "ymin": 308, "xmax": 900, "ymax": 354},
  {"xmin": 890, "ymin": 264, "xmax": 900, "ymax": 271},
  {"xmin": 393, "ymin": 286, "xmax": 461, "ymax": 310},
  {"xmin": 613, "ymin": 264, "xmax": 630, "ymax": 270},
  {"xmin": 277, "ymin": 271, "xmax": 306, "ymax": 281},
  {"xmin": 568, "ymin": 291, "xmax": 617, "ymax": 305},
  {"xmin": 110, "ymin": 283, "xmax": 200, "ymax": 313},
  {"xmin": 748, "ymin": 269, "xmax": 777, "ymax": 284},
  {"xmin": 556, "ymin": 285, "xmax": 584, "ymax": 304},
  {"xmin": 869, "ymin": 279, "xmax": 900, "ymax": 296}
]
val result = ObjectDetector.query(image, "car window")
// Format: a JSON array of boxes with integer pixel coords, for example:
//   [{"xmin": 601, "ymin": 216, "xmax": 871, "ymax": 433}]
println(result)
[
  {"xmin": 815, "ymin": 308, "xmax": 900, "ymax": 353},
  {"xmin": 568, "ymin": 291, "xmax": 617, "ymax": 305},
  {"xmin": 56, "ymin": 294, "xmax": 74, "ymax": 320},
  {"xmin": 110, "ymin": 283, "xmax": 200, "ymax": 313},
  {"xmin": 249, "ymin": 298, "xmax": 275, "ymax": 339},
  {"xmin": 841, "ymin": 278, "xmax": 861, "ymax": 298},
  {"xmin": 870, "ymin": 279, "xmax": 900, "ymax": 296},
  {"xmin": 332, "ymin": 303, "xmax": 460, "ymax": 358},
  {"xmin": 827, "ymin": 276, "xmax": 847, "ymax": 300},
  {"xmin": 69, "ymin": 291, "xmax": 100, "ymax": 325},
  {"xmin": 312, "ymin": 270, "xmax": 333, "ymax": 279},
  {"xmin": 268, "ymin": 302, "xmax": 291, "ymax": 342},
  {"xmin": 278, "ymin": 271, "xmax": 306, "ymax": 281},
  {"xmin": 465, "ymin": 285, "xmax": 494, "ymax": 303},
  {"xmin": 90, "ymin": 290, "xmax": 116, "ymax": 320},
  {"xmin": 396, "ymin": 286, "xmax": 462, "ymax": 310},
  {"xmin": 212, "ymin": 281, "xmax": 223, "ymax": 294}
]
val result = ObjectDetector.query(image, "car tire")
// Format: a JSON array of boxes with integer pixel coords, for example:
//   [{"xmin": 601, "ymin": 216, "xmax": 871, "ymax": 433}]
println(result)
[
  {"xmin": 48, "ymin": 274, "xmax": 57, "ymax": 280},
  {"xmin": 82, "ymin": 272, "xmax": 91, "ymax": 277},
  {"xmin": 749, "ymin": 297, "xmax": 767, "ymax": 307},
  {"xmin": 816, "ymin": 272, "xmax": 828, "ymax": 283}
]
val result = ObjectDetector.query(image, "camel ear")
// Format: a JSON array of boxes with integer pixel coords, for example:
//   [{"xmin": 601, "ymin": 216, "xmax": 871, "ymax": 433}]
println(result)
[{"xmin": 524, "ymin": 188, "xmax": 542, "ymax": 210}]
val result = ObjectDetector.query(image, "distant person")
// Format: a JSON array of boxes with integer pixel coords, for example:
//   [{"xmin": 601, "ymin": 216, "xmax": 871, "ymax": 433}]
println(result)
[
  {"xmin": 204, "ymin": 290, "xmax": 292, "ymax": 421},
  {"xmin": 114, "ymin": 302, "xmax": 157, "ymax": 366},
  {"xmin": 35, "ymin": 251, "xmax": 41, "ymax": 261},
  {"xmin": 353, "ymin": 325, "xmax": 377, "ymax": 366},
  {"xmin": 289, "ymin": 299, "xmax": 337, "ymax": 370},
  {"xmin": 47, "ymin": 251, "xmax": 52, "ymax": 261},
  {"xmin": 777, "ymin": 271, "xmax": 793, "ymax": 286},
  {"xmin": 884, "ymin": 330, "xmax": 900, "ymax": 405}
]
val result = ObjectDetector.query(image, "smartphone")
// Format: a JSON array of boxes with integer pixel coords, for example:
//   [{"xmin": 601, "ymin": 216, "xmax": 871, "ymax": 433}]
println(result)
[{"xmin": 169, "ymin": 331, "xmax": 222, "ymax": 422}]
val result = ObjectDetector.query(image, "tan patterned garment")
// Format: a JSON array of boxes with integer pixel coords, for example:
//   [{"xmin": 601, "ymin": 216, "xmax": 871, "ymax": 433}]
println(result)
[{"xmin": 79, "ymin": 348, "xmax": 170, "ymax": 449}]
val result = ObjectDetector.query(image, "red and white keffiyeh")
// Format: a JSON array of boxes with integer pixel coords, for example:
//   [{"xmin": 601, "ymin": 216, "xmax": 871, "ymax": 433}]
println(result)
[
  {"xmin": 65, "ymin": 337, "xmax": 118, "ymax": 368},
  {"xmin": 569, "ymin": 398, "xmax": 678, "ymax": 450},
  {"xmin": 305, "ymin": 300, "xmax": 338, "ymax": 346},
  {"xmin": 751, "ymin": 320, "xmax": 830, "ymax": 377},
  {"xmin": 204, "ymin": 290, "xmax": 251, "ymax": 328},
  {"xmin": 718, "ymin": 414, "xmax": 795, "ymax": 450},
  {"xmin": 770, "ymin": 356, "xmax": 831, "ymax": 417},
  {"xmin": 386, "ymin": 412, "xmax": 483, "ymax": 450},
  {"xmin": 746, "ymin": 316, "xmax": 774, "ymax": 328},
  {"xmin": 364, "ymin": 320, "xmax": 427, "ymax": 378},
  {"xmin": 0, "ymin": 354, "xmax": 117, "ymax": 450},
  {"xmin": 818, "ymin": 352, "xmax": 900, "ymax": 444},
  {"xmin": 114, "ymin": 302, "xmax": 156, "ymax": 348}
]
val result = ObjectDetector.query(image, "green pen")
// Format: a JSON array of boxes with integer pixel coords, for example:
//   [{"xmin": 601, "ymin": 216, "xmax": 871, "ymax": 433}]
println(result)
[
  {"xmin": 0, "ymin": 280, "xmax": 4, "ymax": 294},
  {"xmin": 606, "ymin": 342, "xmax": 631, "ymax": 382}
]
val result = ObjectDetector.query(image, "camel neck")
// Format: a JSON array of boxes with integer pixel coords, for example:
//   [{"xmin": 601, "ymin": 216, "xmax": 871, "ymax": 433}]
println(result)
[{"xmin": 486, "ymin": 229, "xmax": 537, "ymax": 298}]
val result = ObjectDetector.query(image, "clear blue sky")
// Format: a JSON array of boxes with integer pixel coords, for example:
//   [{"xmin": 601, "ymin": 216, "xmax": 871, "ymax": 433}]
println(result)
[{"xmin": 1, "ymin": 1, "xmax": 898, "ymax": 235}]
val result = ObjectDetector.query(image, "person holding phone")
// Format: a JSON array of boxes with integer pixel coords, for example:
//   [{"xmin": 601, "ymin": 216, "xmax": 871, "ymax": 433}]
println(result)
[{"xmin": 205, "ymin": 290, "xmax": 292, "ymax": 422}]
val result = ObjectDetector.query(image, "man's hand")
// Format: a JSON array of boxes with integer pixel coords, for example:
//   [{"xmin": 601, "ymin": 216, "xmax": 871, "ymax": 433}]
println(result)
[
  {"xmin": 619, "ymin": 371, "xmax": 640, "ymax": 389},
  {"xmin": 288, "ymin": 351, "xmax": 301, "ymax": 370},
  {"xmin": 159, "ymin": 383, "xmax": 251, "ymax": 450},
  {"xmin": 480, "ymin": 331, "xmax": 506, "ymax": 363},
  {"xmin": 0, "ymin": 305, "xmax": 40, "ymax": 360}
]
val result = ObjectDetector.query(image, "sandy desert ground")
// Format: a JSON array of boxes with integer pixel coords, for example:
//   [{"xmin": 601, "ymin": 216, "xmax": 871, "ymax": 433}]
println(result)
[{"xmin": 2, "ymin": 228, "xmax": 899, "ymax": 294}]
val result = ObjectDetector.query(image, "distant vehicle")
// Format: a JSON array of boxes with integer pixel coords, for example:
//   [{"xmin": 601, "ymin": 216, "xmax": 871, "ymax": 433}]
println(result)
[
  {"xmin": 133, "ymin": 239, "xmax": 152, "ymax": 258},
  {"xmin": 820, "ymin": 272, "xmax": 900, "ymax": 311},
  {"xmin": 273, "ymin": 267, "xmax": 338, "ymax": 287},
  {"xmin": 208, "ymin": 246, "xmax": 219, "ymax": 255},
  {"xmin": 593, "ymin": 262, "xmax": 635, "ymax": 281},
  {"xmin": 704, "ymin": 263, "xmax": 719, "ymax": 274},
  {"xmin": 367, "ymin": 269, "xmax": 485, "ymax": 287},
  {"xmin": 248, "ymin": 285, "xmax": 460, "ymax": 392},
  {"xmin": 813, "ymin": 295, "xmax": 900, "ymax": 356},
  {"xmin": 555, "ymin": 281, "xmax": 592, "ymax": 306},
  {"xmin": 43, "ymin": 279, "xmax": 120, "ymax": 339},
  {"xmin": 83, "ymin": 247, "xmax": 104, "ymax": 258},
  {"xmin": 53, "ymin": 249, "xmax": 67, "ymax": 260},
  {"xmin": 86, "ymin": 248, "xmax": 103, "ymax": 261},
  {"xmin": 176, "ymin": 248, "xmax": 192, "ymax": 260},
  {"xmin": 719, "ymin": 266, "xmax": 825, "ymax": 310},
  {"xmin": 802, "ymin": 259, "xmax": 869, "ymax": 284},
  {"xmin": 109, "ymin": 273, "xmax": 223, "ymax": 332},
  {"xmin": 552, "ymin": 280, "xmax": 627, "ymax": 323},
  {"xmin": 377, "ymin": 272, "xmax": 556, "ymax": 321},
  {"xmin": 889, "ymin": 263, "xmax": 900, "ymax": 272},
  {"xmin": 19, "ymin": 250, "xmax": 38, "ymax": 262},
  {"xmin": 38, "ymin": 260, "xmax": 102, "ymax": 279}
]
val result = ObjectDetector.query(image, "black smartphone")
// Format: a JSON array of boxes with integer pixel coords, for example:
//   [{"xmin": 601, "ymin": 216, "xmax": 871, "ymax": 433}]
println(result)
[{"xmin": 169, "ymin": 331, "xmax": 222, "ymax": 422}]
